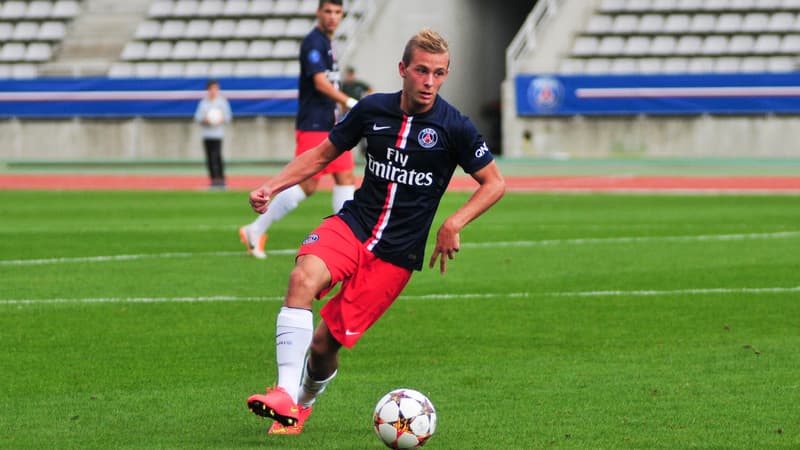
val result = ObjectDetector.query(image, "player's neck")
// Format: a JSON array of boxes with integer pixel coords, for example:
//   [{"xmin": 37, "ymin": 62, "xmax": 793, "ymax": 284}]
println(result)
[
  {"xmin": 317, "ymin": 24, "xmax": 334, "ymax": 40},
  {"xmin": 400, "ymin": 93, "xmax": 434, "ymax": 116}
]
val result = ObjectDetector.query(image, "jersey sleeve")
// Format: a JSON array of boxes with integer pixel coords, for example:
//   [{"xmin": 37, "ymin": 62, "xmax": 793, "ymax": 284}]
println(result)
[
  {"xmin": 301, "ymin": 38, "xmax": 327, "ymax": 78},
  {"xmin": 328, "ymin": 102, "xmax": 363, "ymax": 152},
  {"xmin": 454, "ymin": 116, "xmax": 494, "ymax": 174}
]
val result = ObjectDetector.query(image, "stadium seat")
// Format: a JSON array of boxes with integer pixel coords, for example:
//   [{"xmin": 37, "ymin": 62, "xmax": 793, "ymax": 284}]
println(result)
[
  {"xmin": 160, "ymin": 20, "xmax": 186, "ymax": 39},
  {"xmin": 767, "ymin": 56, "xmax": 795, "ymax": 71},
  {"xmin": 767, "ymin": 13, "xmax": 795, "ymax": 32},
  {"xmin": 12, "ymin": 22, "xmax": 39, "ymax": 41},
  {"xmin": 624, "ymin": 0, "xmax": 652, "ymax": 12},
  {"xmin": 135, "ymin": 62, "xmax": 160, "ymax": 77},
  {"xmin": 285, "ymin": 18, "xmax": 313, "ymax": 37},
  {"xmin": 0, "ymin": 43, "xmax": 26, "ymax": 61},
  {"xmin": 702, "ymin": 35, "xmax": 728, "ymax": 55},
  {"xmin": 702, "ymin": 0, "xmax": 730, "ymax": 11},
  {"xmin": 557, "ymin": 58, "xmax": 584, "ymax": 74},
  {"xmin": 584, "ymin": 58, "xmax": 612, "ymax": 74},
  {"xmin": 108, "ymin": 62, "xmax": 135, "ymax": 77},
  {"xmin": 26, "ymin": 1, "xmax": 53, "ymax": 19},
  {"xmin": 184, "ymin": 61, "xmax": 210, "ymax": 77},
  {"xmin": 0, "ymin": 63, "xmax": 12, "ymax": 78},
  {"xmin": 598, "ymin": 36, "xmax": 625, "ymax": 55},
  {"xmin": 783, "ymin": 0, "xmax": 800, "ymax": 8},
  {"xmin": 273, "ymin": 0, "xmax": 302, "ymax": 15},
  {"xmin": 728, "ymin": 35, "xmax": 755, "ymax": 54},
  {"xmin": 261, "ymin": 18, "xmax": 287, "ymax": 38},
  {"xmin": 661, "ymin": 57, "xmax": 689, "ymax": 73},
  {"xmin": 742, "ymin": 13, "xmax": 769, "ymax": 33},
  {"xmin": 624, "ymin": 36, "xmax": 651, "ymax": 55},
  {"xmin": 754, "ymin": 35, "xmax": 782, "ymax": 54},
  {"xmin": 599, "ymin": 0, "xmax": 626, "ymax": 13},
  {"xmin": 171, "ymin": 40, "xmax": 198, "ymax": 59},
  {"xmin": 51, "ymin": 0, "xmax": 79, "ymax": 18},
  {"xmin": 248, "ymin": 0, "xmax": 275, "ymax": 16},
  {"xmin": 222, "ymin": 40, "xmax": 248, "ymax": 59},
  {"xmin": 210, "ymin": 19, "xmax": 236, "ymax": 38},
  {"xmin": 12, "ymin": 63, "xmax": 38, "ymax": 78},
  {"xmin": 272, "ymin": 39, "xmax": 299, "ymax": 58},
  {"xmin": 610, "ymin": 57, "xmax": 637, "ymax": 73},
  {"xmin": 184, "ymin": 19, "xmax": 211, "ymax": 38},
  {"xmin": 689, "ymin": 14, "xmax": 716, "ymax": 33},
  {"xmin": 298, "ymin": 0, "xmax": 317, "ymax": 15},
  {"xmin": 25, "ymin": 42, "xmax": 51, "ymax": 61},
  {"xmin": 247, "ymin": 40, "xmax": 274, "ymax": 58},
  {"xmin": 638, "ymin": 14, "xmax": 664, "ymax": 33},
  {"xmin": 572, "ymin": 37, "xmax": 599, "ymax": 56},
  {"xmin": 0, "ymin": 23, "xmax": 12, "ymax": 41},
  {"xmin": 676, "ymin": 0, "xmax": 703, "ymax": 10},
  {"xmin": 638, "ymin": 57, "xmax": 663, "ymax": 73},
  {"xmin": 676, "ymin": 35, "xmax": 702, "ymax": 54},
  {"xmin": 258, "ymin": 60, "xmax": 285, "ymax": 75},
  {"xmin": 282, "ymin": 59, "xmax": 300, "ymax": 75},
  {"xmin": 223, "ymin": 0, "xmax": 249, "ymax": 16},
  {"xmin": 663, "ymin": 14, "xmax": 690, "ymax": 33},
  {"xmin": 234, "ymin": 60, "xmax": 261, "ymax": 76},
  {"xmin": 197, "ymin": 0, "xmax": 224, "ymax": 17},
  {"xmin": 729, "ymin": 0, "xmax": 755, "ymax": 10},
  {"xmin": 197, "ymin": 40, "xmax": 223, "ymax": 59},
  {"xmin": 146, "ymin": 41, "xmax": 173, "ymax": 60},
  {"xmin": 235, "ymin": 19, "xmax": 262, "ymax": 38},
  {"xmin": 714, "ymin": 56, "xmax": 740, "ymax": 72},
  {"xmin": 715, "ymin": 14, "xmax": 742, "ymax": 33},
  {"xmin": 1, "ymin": 1, "xmax": 27, "ymax": 19},
  {"xmin": 135, "ymin": 20, "xmax": 161, "ymax": 40},
  {"xmin": 739, "ymin": 57, "xmax": 767, "ymax": 72},
  {"xmin": 650, "ymin": 0, "xmax": 677, "ymax": 11},
  {"xmin": 687, "ymin": 57, "xmax": 714, "ymax": 72},
  {"xmin": 172, "ymin": 0, "xmax": 199, "ymax": 17},
  {"xmin": 210, "ymin": 61, "xmax": 235, "ymax": 76},
  {"xmin": 159, "ymin": 61, "xmax": 184, "ymax": 77},
  {"xmin": 780, "ymin": 35, "xmax": 800, "ymax": 54},
  {"xmin": 38, "ymin": 21, "xmax": 66, "ymax": 41},
  {"xmin": 611, "ymin": 15, "xmax": 639, "ymax": 34},
  {"xmin": 649, "ymin": 35, "xmax": 676, "ymax": 55}
]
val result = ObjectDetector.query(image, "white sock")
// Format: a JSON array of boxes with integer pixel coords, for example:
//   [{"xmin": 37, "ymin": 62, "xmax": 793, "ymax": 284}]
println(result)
[
  {"xmin": 331, "ymin": 184, "xmax": 354, "ymax": 213},
  {"xmin": 251, "ymin": 185, "xmax": 307, "ymax": 236},
  {"xmin": 298, "ymin": 362, "xmax": 337, "ymax": 408},
  {"xmin": 275, "ymin": 307, "xmax": 313, "ymax": 403}
]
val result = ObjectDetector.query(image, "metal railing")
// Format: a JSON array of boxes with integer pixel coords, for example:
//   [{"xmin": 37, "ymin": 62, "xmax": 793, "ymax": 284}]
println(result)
[{"xmin": 505, "ymin": 0, "xmax": 562, "ymax": 75}]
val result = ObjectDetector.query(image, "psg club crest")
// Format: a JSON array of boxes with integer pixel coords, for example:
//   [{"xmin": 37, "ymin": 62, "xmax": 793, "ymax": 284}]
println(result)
[
  {"xmin": 302, "ymin": 233, "xmax": 319, "ymax": 245},
  {"xmin": 527, "ymin": 77, "xmax": 564, "ymax": 112},
  {"xmin": 417, "ymin": 128, "xmax": 439, "ymax": 149}
]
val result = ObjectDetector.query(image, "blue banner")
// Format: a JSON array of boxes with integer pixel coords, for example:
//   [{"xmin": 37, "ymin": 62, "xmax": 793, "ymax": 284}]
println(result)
[
  {"xmin": 0, "ymin": 77, "xmax": 298, "ymax": 118},
  {"xmin": 516, "ymin": 73, "xmax": 800, "ymax": 116}
]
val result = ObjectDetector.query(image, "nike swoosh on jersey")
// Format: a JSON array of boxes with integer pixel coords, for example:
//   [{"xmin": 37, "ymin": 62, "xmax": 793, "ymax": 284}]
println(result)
[{"xmin": 372, "ymin": 124, "xmax": 391, "ymax": 131}]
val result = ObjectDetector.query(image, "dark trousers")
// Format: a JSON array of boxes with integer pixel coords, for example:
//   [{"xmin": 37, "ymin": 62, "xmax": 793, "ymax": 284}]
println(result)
[{"xmin": 203, "ymin": 138, "xmax": 225, "ymax": 186}]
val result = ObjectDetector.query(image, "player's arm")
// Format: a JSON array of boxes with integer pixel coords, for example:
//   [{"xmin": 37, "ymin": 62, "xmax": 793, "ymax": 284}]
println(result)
[
  {"xmin": 313, "ymin": 72, "xmax": 358, "ymax": 109},
  {"xmin": 249, "ymin": 138, "xmax": 343, "ymax": 213},
  {"xmin": 429, "ymin": 161, "xmax": 505, "ymax": 274}
]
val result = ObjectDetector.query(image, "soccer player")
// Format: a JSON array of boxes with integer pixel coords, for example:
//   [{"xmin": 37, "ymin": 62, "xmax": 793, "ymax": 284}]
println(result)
[
  {"xmin": 246, "ymin": 28, "xmax": 505, "ymax": 435},
  {"xmin": 239, "ymin": 0, "xmax": 358, "ymax": 259}
]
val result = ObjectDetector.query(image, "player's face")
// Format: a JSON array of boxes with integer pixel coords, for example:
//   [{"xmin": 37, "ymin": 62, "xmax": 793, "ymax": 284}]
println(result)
[
  {"xmin": 399, "ymin": 49, "xmax": 450, "ymax": 115},
  {"xmin": 316, "ymin": 2, "xmax": 343, "ymax": 36}
]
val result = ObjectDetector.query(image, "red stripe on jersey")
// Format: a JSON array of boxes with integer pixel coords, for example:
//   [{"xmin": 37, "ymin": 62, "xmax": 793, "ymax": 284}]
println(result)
[
  {"xmin": 395, "ymin": 115, "xmax": 413, "ymax": 149},
  {"xmin": 367, "ymin": 182, "xmax": 398, "ymax": 251}
]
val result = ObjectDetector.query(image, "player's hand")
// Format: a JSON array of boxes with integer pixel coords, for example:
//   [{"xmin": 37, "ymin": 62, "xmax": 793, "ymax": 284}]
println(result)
[
  {"xmin": 429, "ymin": 221, "xmax": 460, "ymax": 274},
  {"xmin": 249, "ymin": 187, "xmax": 272, "ymax": 214}
]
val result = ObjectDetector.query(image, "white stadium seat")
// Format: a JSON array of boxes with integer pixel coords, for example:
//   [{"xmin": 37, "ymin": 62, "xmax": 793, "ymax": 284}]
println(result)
[
  {"xmin": 108, "ymin": 62, "xmax": 135, "ymax": 77},
  {"xmin": 172, "ymin": 0, "xmax": 199, "ymax": 17},
  {"xmin": 185, "ymin": 20, "xmax": 211, "ymax": 38},
  {"xmin": 146, "ymin": 41, "xmax": 173, "ymax": 60},
  {"xmin": 171, "ymin": 40, "xmax": 198, "ymax": 59},
  {"xmin": 248, "ymin": 0, "xmax": 274, "ymax": 15},
  {"xmin": 223, "ymin": 0, "xmax": 249, "ymax": 16},
  {"xmin": 702, "ymin": 35, "xmax": 728, "ymax": 55},
  {"xmin": 135, "ymin": 21, "xmax": 161, "ymax": 39},
  {"xmin": 0, "ymin": 43, "xmax": 26, "ymax": 61},
  {"xmin": 598, "ymin": 36, "xmax": 625, "ymax": 55},
  {"xmin": 586, "ymin": 15, "xmax": 613, "ymax": 34},
  {"xmin": 650, "ymin": 0, "xmax": 677, "ymax": 11},
  {"xmin": 625, "ymin": 0, "xmax": 652, "ymax": 12},
  {"xmin": 0, "ymin": 23, "xmax": 12, "ymax": 41},
  {"xmin": 780, "ymin": 35, "xmax": 800, "ymax": 54},
  {"xmin": 234, "ymin": 61, "xmax": 262, "ymax": 76},
  {"xmin": 222, "ymin": 40, "xmax": 248, "ymax": 59},
  {"xmin": 184, "ymin": 61, "xmax": 210, "ymax": 77},
  {"xmin": 247, "ymin": 40, "xmax": 274, "ymax": 58},
  {"xmin": 261, "ymin": 18, "xmax": 287, "ymax": 38},
  {"xmin": 676, "ymin": 0, "xmax": 703, "ymax": 10},
  {"xmin": 210, "ymin": 19, "xmax": 236, "ymax": 38},
  {"xmin": 611, "ymin": 15, "xmax": 639, "ymax": 34},
  {"xmin": 689, "ymin": 14, "xmax": 716, "ymax": 33},
  {"xmin": 742, "ymin": 13, "xmax": 769, "ymax": 33},
  {"xmin": 12, "ymin": 22, "xmax": 39, "ymax": 41},
  {"xmin": 25, "ymin": 42, "xmax": 51, "ymax": 61},
  {"xmin": 38, "ymin": 21, "xmax": 66, "ymax": 40},
  {"xmin": 121, "ymin": 42, "xmax": 147, "ymax": 60},
  {"xmin": 197, "ymin": 40, "xmax": 223, "ymax": 59},
  {"xmin": 753, "ymin": 35, "xmax": 781, "ymax": 54},
  {"xmin": 584, "ymin": 58, "xmax": 612, "ymax": 74},
  {"xmin": 159, "ymin": 20, "xmax": 186, "ymax": 39},
  {"xmin": 12, "ymin": 63, "xmax": 38, "ymax": 78},
  {"xmin": 572, "ymin": 37, "xmax": 599, "ymax": 56},
  {"xmin": 210, "ymin": 61, "xmax": 235, "ymax": 76},
  {"xmin": 714, "ymin": 57, "xmax": 740, "ymax": 72},
  {"xmin": 235, "ymin": 19, "xmax": 262, "ymax": 38},
  {"xmin": 285, "ymin": 18, "xmax": 313, "ymax": 37},
  {"xmin": 676, "ymin": 35, "xmax": 702, "ymax": 55},
  {"xmin": 610, "ymin": 57, "xmax": 638, "ymax": 73},
  {"xmin": 282, "ymin": 59, "xmax": 300, "ymax": 75},
  {"xmin": 1, "ymin": 1, "xmax": 27, "ymax": 19},
  {"xmin": 135, "ymin": 62, "xmax": 160, "ymax": 77},
  {"xmin": 638, "ymin": 14, "xmax": 664, "ymax": 33},
  {"xmin": 197, "ymin": 0, "xmax": 224, "ymax": 17},
  {"xmin": 638, "ymin": 58, "xmax": 663, "ymax": 73},
  {"xmin": 687, "ymin": 57, "xmax": 714, "ymax": 73},
  {"xmin": 767, "ymin": 56, "xmax": 795, "ymax": 72},
  {"xmin": 739, "ymin": 57, "xmax": 767, "ymax": 72},
  {"xmin": 663, "ymin": 14, "xmax": 690, "ymax": 34},
  {"xmin": 728, "ymin": 35, "xmax": 755, "ymax": 54},
  {"xmin": 715, "ymin": 14, "xmax": 742, "ymax": 33},
  {"xmin": 702, "ymin": 0, "xmax": 729, "ymax": 9},
  {"xmin": 148, "ymin": 0, "xmax": 174, "ymax": 18},
  {"xmin": 649, "ymin": 35, "xmax": 676, "ymax": 55},
  {"xmin": 273, "ymin": 0, "xmax": 302, "ymax": 15},
  {"xmin": 599, "ymin": 0, "xmax": 626, "ymax": 12},
  {"xmin": 661, "ymin": 57, "xmax": 689, "ymax": 73},
  {"xmin": 51, "ymin": 0, "xmax": 79, "ymax": 18},
  {"xmin": 258, "ymin": 60, "xmax": 285, "ymax": 75},
  {"xmin": 298, "ymin": 0, "xmax": 318, "ymax": 15},
  {"xmin": 729, "ymin": 0, "xmax": 755, "ymax": 10},
  {"xmin": 624, "ymin": 36, "xmax": 651, "ymax": 55},
  {"xmin": 26, "ymin": 1, "xmax": 53, "ymax": 19},
  {"xmin": 159, "ymin": 62, "xmax": 185, "ymax": 77},
  {"xmin": 767, "ymin": 13, "xmax": 795, "ymax": 32},
  {"xmin": 272, "ymin": 39, "xmax": 299, "ymax": 58}
]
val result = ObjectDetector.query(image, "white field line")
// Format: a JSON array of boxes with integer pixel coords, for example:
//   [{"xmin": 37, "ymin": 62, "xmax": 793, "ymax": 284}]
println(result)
[
  {"xmin": 2, "ymin": 287, "xmax": 798, "ymax": 307},
  {"xmin": 1, "ymin": 230, "xmax": 797, "ymax": 266}
]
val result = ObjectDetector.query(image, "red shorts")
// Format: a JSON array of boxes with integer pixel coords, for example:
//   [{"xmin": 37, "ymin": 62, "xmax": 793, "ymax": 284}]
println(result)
[
  {"xmin": 295, "ymin": 130, "xmax": 354, "ymax": 181},
  {"xmin": 297, "ymin": 216, "xmax": 412, "ymax": 348}
]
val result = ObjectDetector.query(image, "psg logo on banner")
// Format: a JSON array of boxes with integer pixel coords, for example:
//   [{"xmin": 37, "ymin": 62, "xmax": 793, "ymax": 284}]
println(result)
[
  {"xmin": 417, "ymin": 128, "xmax": 439, "ymax": 148},
  {"xmin": 527, "ymin": 77, "xmax": 564, "ymax": 112}
]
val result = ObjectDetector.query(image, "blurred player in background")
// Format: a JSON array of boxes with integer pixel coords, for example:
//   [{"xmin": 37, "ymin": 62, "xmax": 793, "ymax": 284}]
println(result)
[
  {"xmin": 194, "ymin": 79, "xmax": 232, "ymax": 190},
  {"xmin": 341, "ymin": 66, "xmax": 372, "ymax": 101},
  {"xmin": 245, "ymin": 28, "xmax": 506, "ymax": 435},
  {"xmin": 239, "ymin": 0, "xmax": 359, "ymax": 259}
]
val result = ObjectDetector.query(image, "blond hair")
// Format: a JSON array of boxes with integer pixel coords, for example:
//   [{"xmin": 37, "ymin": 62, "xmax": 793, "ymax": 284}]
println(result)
[{"xmin": 402, "ymin": 28, "xmax": 450, "ymax": 66}]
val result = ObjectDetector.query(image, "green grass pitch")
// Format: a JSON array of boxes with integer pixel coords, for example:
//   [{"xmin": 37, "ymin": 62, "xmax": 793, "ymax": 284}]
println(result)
[{"xmin": 1, "ymin": 190, "xmax": 799, "ymax": 449}]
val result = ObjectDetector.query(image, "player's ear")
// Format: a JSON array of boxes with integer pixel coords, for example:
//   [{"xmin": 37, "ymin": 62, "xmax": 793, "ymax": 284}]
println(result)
[{"xmin": 398, "ymin": 61, "xmax": 407, "ymax": 78}]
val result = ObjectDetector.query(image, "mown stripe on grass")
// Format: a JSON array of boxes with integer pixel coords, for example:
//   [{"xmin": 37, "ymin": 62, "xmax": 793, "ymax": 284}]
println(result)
[
  {"xmin": 2, "ymin": 287, "xmax": 798, "ymax": 307},
  {"xmin": 1, "ymin": 231, "xmax": 797, "ymax": 267}
]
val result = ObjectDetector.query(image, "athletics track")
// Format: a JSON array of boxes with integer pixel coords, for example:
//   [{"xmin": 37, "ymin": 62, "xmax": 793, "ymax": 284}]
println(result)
[{"xmin": 2, "ymin": 173, "xmax": 800, "ymax": 193}]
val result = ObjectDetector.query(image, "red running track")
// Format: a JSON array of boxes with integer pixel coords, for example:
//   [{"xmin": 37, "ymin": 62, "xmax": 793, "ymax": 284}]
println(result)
[{"xmin": 1, "ymin": 173, "xmax": 800, "ymax": 193}]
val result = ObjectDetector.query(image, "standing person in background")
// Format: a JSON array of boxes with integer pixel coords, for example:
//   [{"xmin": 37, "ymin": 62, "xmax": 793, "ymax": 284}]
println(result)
[
  {"xmin": 341, "ymin": 66, "xmax": 372, "ymax": 101},
  {"xmin": 239, "ymin": 0, "xmax": 359, "ymax": 259},
  {"xmin": 194, "ymin": 79, "xmax": 232, "ymax": 190}
]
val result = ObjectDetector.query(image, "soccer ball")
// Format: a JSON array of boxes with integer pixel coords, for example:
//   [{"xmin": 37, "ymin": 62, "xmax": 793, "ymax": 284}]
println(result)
[
  {"xmin": 373, "ymin": 388, "xmax": 437, "ymax": 449},
  {"xmin": 205, "ymin": 107, "xmax": 224, "ymax": 126}
]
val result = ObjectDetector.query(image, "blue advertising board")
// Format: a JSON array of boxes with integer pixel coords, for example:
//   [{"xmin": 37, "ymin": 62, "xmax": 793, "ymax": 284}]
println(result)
[
  {"xmin": 516, "ymin": 73, "xmax": 800, "ymax": 116},
  {"xmin": 0, "ymin": 77, "xmax": 298, "ymax": 118}
]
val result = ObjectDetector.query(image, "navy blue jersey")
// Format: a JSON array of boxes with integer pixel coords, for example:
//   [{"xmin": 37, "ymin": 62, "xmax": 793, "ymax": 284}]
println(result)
[
  {"xmin": 328, "ymin": 92, "xmax": 494, "ymax": 271},
  {"xmin": 296, "ymin": 27, "xmax": 339, "ymax": 131}
]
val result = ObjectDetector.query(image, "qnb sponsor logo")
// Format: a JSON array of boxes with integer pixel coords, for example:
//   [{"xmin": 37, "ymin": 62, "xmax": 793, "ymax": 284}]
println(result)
[
  {"xmin": 475, "ymin": 142, "xmax": 489, "ymax": 158},
  {"xmin": 366, "ymin": 149, "xmax": 434, "ymax": 187}
]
